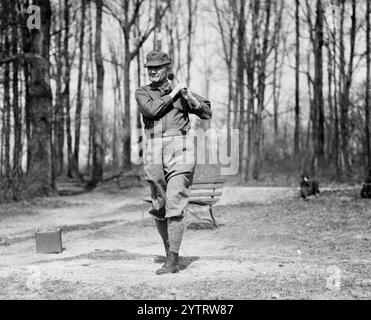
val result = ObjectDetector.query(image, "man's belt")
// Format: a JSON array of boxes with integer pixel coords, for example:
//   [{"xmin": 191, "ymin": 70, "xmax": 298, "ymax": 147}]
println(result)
[{"xmin": 147, "ymin": 130, "xmax": 187, "ymax": 139}]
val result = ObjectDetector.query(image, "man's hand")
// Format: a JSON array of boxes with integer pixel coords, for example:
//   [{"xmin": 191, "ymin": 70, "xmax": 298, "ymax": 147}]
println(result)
[
  {"xmin": 186, "ymin": 91, "xmax": 201, "ymax": 107},
  {"xmin": 169, "ymin": 81, "xmax": 187, "ymax": 99}
]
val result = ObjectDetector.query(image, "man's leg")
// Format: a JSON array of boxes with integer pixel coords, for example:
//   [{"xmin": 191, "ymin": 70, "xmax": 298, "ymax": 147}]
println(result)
[
  {"xmin": 156, "ymin": 214, "xmax": 185, "ymax": 275},
  {"xmin": 143, "ymin": 137, "xmax": 168, "ymax": 253},
  {"xmin": 168, "ymin": 215, "xmax": 186, "ymax": 254},
  {"xmin": 144, "ymin": 137, "xmax": 166, "ymax": 210},
  {"xmin": 154, "ymin": 219, "xmax": 169, "ymax": 256},
  {"xmin": 156, "ymin": 136, "xmax": 195, "ymax": 275},
  {"xmin": 163, "ymin": 136, "xmax": 195, "ymax": 218}
]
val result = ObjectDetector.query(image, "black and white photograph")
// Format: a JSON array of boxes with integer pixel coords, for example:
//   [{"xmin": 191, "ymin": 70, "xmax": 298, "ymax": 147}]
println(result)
[{"xmin": 0, "ymin": 0, "xmax": 370, "ymax": 302}]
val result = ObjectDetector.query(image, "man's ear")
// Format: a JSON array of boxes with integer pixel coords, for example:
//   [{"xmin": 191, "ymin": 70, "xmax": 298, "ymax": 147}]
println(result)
[{"xmin": 167, "ymin": 66, "xmax": 175, "ymax": 81}]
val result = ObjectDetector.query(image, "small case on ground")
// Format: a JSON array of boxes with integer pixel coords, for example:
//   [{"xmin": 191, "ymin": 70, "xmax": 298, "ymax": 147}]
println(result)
[{"xmin": 35, "ymin": 228, "xmax": 63, "ymax": 254}]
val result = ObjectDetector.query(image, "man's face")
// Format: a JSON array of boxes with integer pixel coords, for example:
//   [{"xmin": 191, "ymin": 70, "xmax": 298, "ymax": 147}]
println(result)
[{"xmin": 147, "ymin": 65, "xmax": 168, "ymax": 84}]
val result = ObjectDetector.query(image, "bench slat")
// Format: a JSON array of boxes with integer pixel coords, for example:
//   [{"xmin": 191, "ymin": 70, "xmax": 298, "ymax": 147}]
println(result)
[
  {"xmin": 189, "ymin": 199, "xmax": 220, "ymax": 205},
  {"xmin": 143, "ymin": 198, "xmax": 220, "ymax": 206},
  {"xmin": 143, "ymin": 193, "xmax": 222, "ymax": 203},
  {"xmin": 189, "ymin": 196, "xmax": 220, "ymax": 202},
  {"xmin": 191, "ymin": 184, "xmax": 224, "ymax": 190},
  {"xmin": 192, "ymin": 180, "xmax": 224, "ymax": 185},
  {"xmin": 190, "ymin": 191, "xmax": 222, "ymax": 198}
]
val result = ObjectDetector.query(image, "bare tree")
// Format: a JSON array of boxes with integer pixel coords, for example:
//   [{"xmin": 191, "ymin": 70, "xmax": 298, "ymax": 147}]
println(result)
[
  {"xmin": 251, "ymin": 0, "xmax": 272, "ymax": 179},
  {"xmin": 26, "ymin": 0, "xmax": 53, "ymax": 196},
  {"xmin": 304, "ymin": 0, "xmax": 326, "ymax": 173},
  {"xmin": 91, "ymin": 0, "xmax": 105, "ymax": 185},
  {"xmin": 313, "ymin": 0, "xmax": 325, "ymax": 170},
  {"xmin": 109, "ymin": 42, "xmax": 123, "ymax": 171},
  {"xmin": 273, "ymin": 0, "xmax": 285, "ymax": 138},
  {"xmin": 11, "ymin": 1, "xmax": 22, "ymax": 189},
  {"xmin": 236, "ymin": 0, "xmax": 245, "ymax": 180},
  {"xmin": 3, "ymin": 22, "xmax": 11, "ymax": 187},
  {"xmin": 246, "ymin": 0, "xmax": 259, "ymax": 180},
  {"xmin": 213, "ymin": 0, "xmax": 237, "ymax": 142},
  {"xmin": 186, "ymin": 0, "xmax": 198, "ymax": 86},
  {"xmin": 74, "ymin": 0, "xmax": 87, "ymax": 176},
  {"xmin": 54, "ymin": 0, "xmax": 65, "ymax": 176},
  {"xmin": 86, "ymin": 1, "xmax": 96, "ymax": 173},
  {"xmin": 339, "ymin": 0, "xmax": 357, "ymax": 177},
  {"xmin": 294, "ymin": 0, "xmax": 300, "ymax": 154},
  {"xmin": 365, "ymin": 0, "xmax": 371, "ymax": 173}
]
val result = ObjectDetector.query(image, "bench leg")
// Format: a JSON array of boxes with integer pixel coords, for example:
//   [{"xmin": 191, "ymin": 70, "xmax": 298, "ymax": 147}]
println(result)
[
  {"xmin": 184, "ymin": 206, "xmax": 217, "ymax": 228},
  {"xmin": 209, "ymin": 205, "xmax": 218, "ymax": 228}
]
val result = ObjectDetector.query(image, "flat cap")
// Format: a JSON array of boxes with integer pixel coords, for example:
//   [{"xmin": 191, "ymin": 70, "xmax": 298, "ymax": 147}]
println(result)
[{"xmin": 144, "ymin": 51, "xmax": 171, "ymax": 67}]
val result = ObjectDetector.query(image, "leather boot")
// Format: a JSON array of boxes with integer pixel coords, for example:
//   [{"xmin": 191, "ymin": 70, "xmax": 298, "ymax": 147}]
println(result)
[
  {"xmin": 157, "ymin": 241, "xmax": 170, "ymax": 269},
  {"xmin": 156, "ymin": 251, "xmax": 179, "ymax": 275}
]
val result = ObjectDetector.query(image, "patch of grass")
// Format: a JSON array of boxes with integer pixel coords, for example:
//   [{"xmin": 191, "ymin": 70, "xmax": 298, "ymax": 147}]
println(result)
[{"xmin": 0, "ymin": 197, "xmax": 85, "ymax": 219}]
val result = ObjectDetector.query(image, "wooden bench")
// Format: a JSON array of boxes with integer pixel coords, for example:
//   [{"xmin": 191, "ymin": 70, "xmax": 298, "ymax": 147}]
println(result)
[
  {"xmin": 185, "ymin": 178, "xmax": 224, "ymax": 227},
  {"xmin": 143, "ymin": 178, "xmax": 224, "ymax": 228}
]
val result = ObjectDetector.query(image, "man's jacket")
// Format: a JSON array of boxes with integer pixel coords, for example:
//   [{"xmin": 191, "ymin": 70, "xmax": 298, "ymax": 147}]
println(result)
[{"xmin": 135, "ymin": 83, "xmax": 212, "ymax": 138}]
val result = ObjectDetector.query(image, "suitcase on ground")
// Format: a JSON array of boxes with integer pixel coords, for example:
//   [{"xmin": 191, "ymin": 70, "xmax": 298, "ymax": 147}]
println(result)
[{"xmin": 35, "ymin": 228, "xmax": 63, "ymax": 253}]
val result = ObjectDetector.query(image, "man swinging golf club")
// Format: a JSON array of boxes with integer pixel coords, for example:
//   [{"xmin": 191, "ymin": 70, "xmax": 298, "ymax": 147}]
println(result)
[{"xmin": 135, "ymin": 51, "xmax": 212, "ymax": 274}]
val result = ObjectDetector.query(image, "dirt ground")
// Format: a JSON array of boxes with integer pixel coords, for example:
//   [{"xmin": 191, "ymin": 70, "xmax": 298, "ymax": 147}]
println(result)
[{"xmin": 0, "ymin": 184, "xmax": 370, "ymax": 300}]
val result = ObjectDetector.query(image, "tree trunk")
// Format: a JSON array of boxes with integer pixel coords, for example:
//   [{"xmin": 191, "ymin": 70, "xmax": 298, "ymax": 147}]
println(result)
[
  {"xmin": 4, "ymin": 32, "xmax": 11, "ymax": 185},
  {"xmin": 121, "ymin": 0, "xmax": 131, "ymax": 171},
  {"xmin": 327, "ymin": 41, "xmax": 334, "ymax": 164},
  {"xmin": 74, "ymin": 0, "xmax": 86, "ymax": 176},
  {"xmin": 273, "ymin": 0, "xmax": 284, "ymax": 138},
  {"xmin": 63, "ymin": 0, "xmax": 75, "ymax": 178},
  {"xmin": 11, "ymin": 1, "xmax": 22, "ymax": 187},
  {"xmin": 339, "ymin": 0, "xmax": 356, "ymax": 177},
  {"xmin": 253, "ymin": 0, "xmax": 271, "ymax": 180},
  {"xmin": 213, "ymin": 0, "xmax": 236, "ymax": 143},
  {"xmin": 236, "ymin": 0, "xmax": 245, "ymax": 181},
  {"xmin": 305, "ymin": 51, "xmax": 313, "ymax": 152},
  {"xmin": 110, "ymin": 43, "xmax": 123, "ymax": 170},
  {"xmin": 294, "ymin": 0, "xmax": 300, "ymax": 155},
  {"xmin": 186, "ymin": 0, "xmax": 193, "ymax": 86},
  {"xmin": 313, "ymin": 0, "xmax": 324, "ymax": 169},
  {"xmin": 365, "ymin": 0, "xmax": 371, "ymax": 173},
  {"xmin": 122, "ymin": 46, "xmax": 132, "ymax": 170},
  {"xmin": 154, "ymin": 0, "xmax": 163, "ymax": 51},
  {"xmin": 332, "ymin": 26, "xmax": 340, "ymax": 178},
  {"xmin": 92, "ymin": 0, "xmax": 105, "ymax": 185},
  {"xmin": 86, "ymin": 1, "xmax": 95, "ymax": 173},
  {"xmin": 26, "ymin": 0, "xmax": 53, "ymax": 197},
  {"xmin": 136, "ymin": 43, "xmax": 143, "ymax": 159},
  {"xmin": 55, "ymin": 0, "xmax": 64, "ymax": 175},
  {"xmin": 246, "ymin": 0, "xmax": 259, "ymax": 181},
  {"xmin": 19, "ymin": 4, "xmax": 32, "ymax": 173}
]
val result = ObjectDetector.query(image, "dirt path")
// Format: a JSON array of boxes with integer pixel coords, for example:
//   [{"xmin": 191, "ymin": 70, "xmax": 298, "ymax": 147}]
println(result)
[{"xmin": 0, "ymin": 186, "xmax": 370, "ymax": 299}]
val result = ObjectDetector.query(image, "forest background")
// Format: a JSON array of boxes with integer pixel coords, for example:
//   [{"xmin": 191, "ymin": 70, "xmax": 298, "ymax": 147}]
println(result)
[{"xmin": 0, "ymin": 0, "xmax": 370, "ymax": 201}]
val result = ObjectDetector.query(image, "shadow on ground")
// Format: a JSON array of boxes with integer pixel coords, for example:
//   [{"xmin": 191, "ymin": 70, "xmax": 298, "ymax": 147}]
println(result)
[
  {"xmin": 153, "ymin": 255, "xmax": 200, "ymax": 271},
  {"xmin": 35, "ymin": 249, "xmax": 201, "ymax": 272}
]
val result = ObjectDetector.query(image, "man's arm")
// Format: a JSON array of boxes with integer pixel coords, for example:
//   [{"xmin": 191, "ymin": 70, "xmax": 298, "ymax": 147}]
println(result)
[
  {"xmin": 135, "ymin": 87, "xmax": 173, "ymax": 119},
  {"xmin": 186, "ymin": 91, "xmax": 212, "ymax": 120}
]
